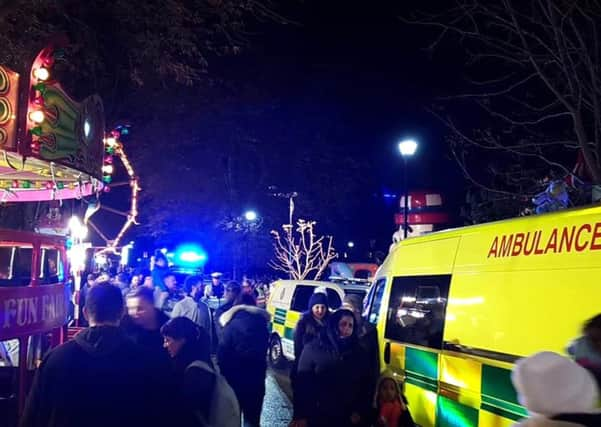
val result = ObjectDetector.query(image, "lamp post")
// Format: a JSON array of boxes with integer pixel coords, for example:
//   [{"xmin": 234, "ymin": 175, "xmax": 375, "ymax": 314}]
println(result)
[
  {"xmin": 268, "ymin": 187, "xmax": 298, "ymax": 278},
  {"xmin": 398, "ymin": 139, "xmax": 418, "ymax": 239},
  {"xmin": 242, "ymin": 210, "xmax": 260, "ymax": 275}
]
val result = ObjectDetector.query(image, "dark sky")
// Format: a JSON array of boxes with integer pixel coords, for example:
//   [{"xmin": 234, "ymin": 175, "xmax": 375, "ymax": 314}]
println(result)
[{"xmin": 230, "ymin": 1, "xmax": 466, "ymax": 249}]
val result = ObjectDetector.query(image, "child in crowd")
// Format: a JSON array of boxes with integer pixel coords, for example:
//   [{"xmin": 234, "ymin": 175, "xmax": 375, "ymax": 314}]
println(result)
[
  {"xmin": 374, "ymin": 374, "xmax": 415, "ymax": 427},
  {"xmin": 511, "ymin": 351, "xmax": 600, "ymax": 427},
  {"xmin": 568, "ymin": 314, "xmax": 601, "ymax": 385}
]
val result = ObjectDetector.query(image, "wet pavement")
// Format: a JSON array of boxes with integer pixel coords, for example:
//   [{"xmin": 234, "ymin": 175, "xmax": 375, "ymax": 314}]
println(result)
[{"xmin": 261, "ymin": 369, "xmax": 293, "ymax": 426}]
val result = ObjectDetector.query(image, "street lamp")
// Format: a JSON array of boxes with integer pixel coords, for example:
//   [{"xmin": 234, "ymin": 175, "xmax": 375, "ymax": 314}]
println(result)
[
  {"xmin": 347, "ymin": 241, "xmax": 355, "ymax": 248},
  {"xmin": 398, "ymin": 139, "xmax": 418, "ymax": 239},
  {"xmin": 244, "ymin": 210, "xmax": 258, "ymax": 222}
]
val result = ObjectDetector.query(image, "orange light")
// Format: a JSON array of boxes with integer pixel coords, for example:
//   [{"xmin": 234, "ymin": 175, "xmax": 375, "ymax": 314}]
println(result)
[
  {"xmin": 29, "ymin": 110, "xmax": 45, "ymax": 124},
  {"xmin": 33, "ymin": 67, "xmax": 50, "ymax": 81}
]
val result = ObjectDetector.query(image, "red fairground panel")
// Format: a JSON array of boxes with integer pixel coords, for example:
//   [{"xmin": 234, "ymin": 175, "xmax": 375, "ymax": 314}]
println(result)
[{"xmin": 0, "ymin": 285, "xmax": 67, "ymax": 341}]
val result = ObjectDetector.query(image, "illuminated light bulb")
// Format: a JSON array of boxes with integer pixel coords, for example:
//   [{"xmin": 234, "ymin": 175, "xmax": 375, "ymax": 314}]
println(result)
[
  {"xmin": 29, "ymin": 110, "xmax": 45, "ymax": 124},
  {"xmin": 102, "ymin": 164, "xmax": 114, "ymax": 174},
  {"xmin": 104, "ymin": 137, "xmax": 117, "ymax": 147},
  {"xmin": 33, "ymin": 67, "xmax": 50, "ymax": 81}
]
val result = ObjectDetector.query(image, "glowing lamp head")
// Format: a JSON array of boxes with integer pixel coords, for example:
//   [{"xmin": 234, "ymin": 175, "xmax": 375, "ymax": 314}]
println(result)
[
  {"xmin": 398, "ymin": 139, "xmax": 418, "ymax": 157},
  {"xmin": 244, "ymin": 210, "xmax": 258, "ymax": 221},
  {"xmin": 33, "ymin": 67, "xmax": 50, "ymax": 81},
  {"xmin": 347, "ymin": 241, "xmax": 355, "ymax": 248},
  {"xmin": 29, "ymin": 110, "xmax": 45, "ymax": 124}
]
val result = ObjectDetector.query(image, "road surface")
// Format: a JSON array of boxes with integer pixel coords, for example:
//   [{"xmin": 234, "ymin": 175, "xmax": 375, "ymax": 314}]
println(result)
[{"xmin": 262, "ymin": 365, "xmax": 293, "ymax": 426}]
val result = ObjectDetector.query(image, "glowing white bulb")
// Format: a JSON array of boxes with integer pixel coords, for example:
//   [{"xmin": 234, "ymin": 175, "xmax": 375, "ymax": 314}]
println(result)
[
  {"xmin": 104, "ymin": 137, "xmax": 117, "ymax": 147},
  {"xmin": 102, "ymin": 164, "xmax": 114, "ymax": 174},
  {"xmin": 29, "ymin": 110, "xmax": 45, "ymax": 124},
  {"xmin": 398, "ymin": 139, "xmax": 418, "ymax": 157},
  {"xmin": 33, "ymin": 67, "xmax": 50, "ymax": 81}
]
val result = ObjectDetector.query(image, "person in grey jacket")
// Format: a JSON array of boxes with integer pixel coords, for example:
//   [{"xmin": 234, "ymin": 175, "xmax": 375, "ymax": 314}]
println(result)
[{"xmin": 172, "ymin": 276, "xmax": 212, "ymax": 335}]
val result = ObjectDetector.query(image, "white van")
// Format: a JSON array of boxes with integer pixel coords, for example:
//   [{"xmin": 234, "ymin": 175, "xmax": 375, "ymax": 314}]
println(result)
[{"xmin": 266, "ymin": 279, "xmax": 369, "ymax": 367}]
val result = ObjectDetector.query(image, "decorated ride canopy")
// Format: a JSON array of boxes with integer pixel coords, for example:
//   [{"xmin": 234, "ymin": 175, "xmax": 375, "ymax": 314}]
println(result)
[{"xmin": 0, "ymin": 40, "xmax": 104, "ymax": 202}]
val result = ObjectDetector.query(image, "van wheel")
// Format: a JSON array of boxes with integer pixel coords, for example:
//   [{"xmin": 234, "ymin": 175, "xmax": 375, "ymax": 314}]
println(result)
[{"xmin": 269, "ymin": 335, "xmax": 285, "ymax": 368}]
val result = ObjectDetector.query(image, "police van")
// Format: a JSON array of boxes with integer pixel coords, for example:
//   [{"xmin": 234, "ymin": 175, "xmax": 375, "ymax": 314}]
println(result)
[
  {"xmin": 266, "ymin": 278, "xmax": 369, "ymax": 367},
  {"xmin": 365, "ymin": 205, "xmax": 601, "ymax": 427}
]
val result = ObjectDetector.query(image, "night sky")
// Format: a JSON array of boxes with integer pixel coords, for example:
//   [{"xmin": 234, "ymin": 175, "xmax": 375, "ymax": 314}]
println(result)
[{"xmin": 228, "ymin": 0, "xmax": 466, "ymax": 249}]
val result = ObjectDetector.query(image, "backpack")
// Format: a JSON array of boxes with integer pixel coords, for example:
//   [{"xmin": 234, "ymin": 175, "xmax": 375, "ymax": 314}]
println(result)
[{"xmin": 187, "ymin": 360, "xmax": 240, "ymax": 427}]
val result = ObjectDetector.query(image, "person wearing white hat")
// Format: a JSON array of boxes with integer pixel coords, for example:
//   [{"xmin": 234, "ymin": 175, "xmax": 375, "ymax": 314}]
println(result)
[
  {"xmin": 210, "ymin": 272, "xmax": 224, "ymax": 299},
  {"xmin": 511, "ymin": 351, "xmax": 601, "ymax": 426}
]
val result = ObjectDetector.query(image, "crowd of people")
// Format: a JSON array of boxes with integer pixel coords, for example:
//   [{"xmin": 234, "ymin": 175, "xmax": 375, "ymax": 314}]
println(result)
[{"xmin": 17, "ymin": 248, "xmax": 601, "ymax": 427}]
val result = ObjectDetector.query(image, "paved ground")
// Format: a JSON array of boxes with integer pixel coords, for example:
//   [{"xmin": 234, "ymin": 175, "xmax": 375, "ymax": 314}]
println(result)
[{"xmin": 261, "ymin": 370, "xmax": 293, "ymax": 426}]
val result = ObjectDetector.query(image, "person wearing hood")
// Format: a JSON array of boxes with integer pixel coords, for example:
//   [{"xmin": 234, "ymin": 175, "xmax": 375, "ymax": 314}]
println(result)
[
  {"xmin": 372, "ymin": 374, "xmax": 415, "ymax": 427},
  {"xmin": 161, "ymin": 317, "xmax": 215, "ymax": 427},
  {"xmin": 343, "ymin": 294, "xmax": 380, "ymax": 402},
  {"xmin": 122, "ymin": 286, "xmax": 171, "ymax": 368},
  {"xmin": 291, "ymin": 308, "xmax": 372, "ymax": 427},
  {"xmin": 20, "ymin": 283, "xmax": 165, "ymax": 427},
  {"xmin": 218, "ymin": 293, "xmax": 270, "ymax": 427},
  {"xmin": 511, "ymin": 351, "xmax": 601, "ymax": 427}
]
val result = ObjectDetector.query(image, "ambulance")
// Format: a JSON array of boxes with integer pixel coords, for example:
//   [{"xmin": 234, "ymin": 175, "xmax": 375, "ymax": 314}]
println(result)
[{"xmin": 365, "ymin": 205, "xmax": 601, "ymax": 427}]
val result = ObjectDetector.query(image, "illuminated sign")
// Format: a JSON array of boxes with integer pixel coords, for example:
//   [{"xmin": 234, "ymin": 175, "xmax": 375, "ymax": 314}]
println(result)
[
  {"xmin": 487, "ymin": 223, "xmax": 601, "ymax": 258},
  {"xmin": 0, "ymin": 285, "xmax": 68, "ymax": 340}
]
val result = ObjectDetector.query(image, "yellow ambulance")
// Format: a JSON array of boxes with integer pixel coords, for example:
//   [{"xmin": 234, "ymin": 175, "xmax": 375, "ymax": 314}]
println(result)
[{"xmin": 365, "ymin": 205, "xmax": 601, "ymax": 427}]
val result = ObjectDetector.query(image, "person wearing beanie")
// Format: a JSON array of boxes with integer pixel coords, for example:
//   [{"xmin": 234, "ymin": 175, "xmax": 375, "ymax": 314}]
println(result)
[
  {"xmin": 511, "ymin": 351, "xmax": 601, "ymax": 427},
  {"xmin": 290, "ymin": 291, "xmax": 329, "ymax": 377}
]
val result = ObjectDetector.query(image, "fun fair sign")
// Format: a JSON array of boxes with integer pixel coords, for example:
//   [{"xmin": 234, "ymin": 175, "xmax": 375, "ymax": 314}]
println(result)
[{"xmin": 0, "ymin": 285, "xmax": 67, "ymax": 340}]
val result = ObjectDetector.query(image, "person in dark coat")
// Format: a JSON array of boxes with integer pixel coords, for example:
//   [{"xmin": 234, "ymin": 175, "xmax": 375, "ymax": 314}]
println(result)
[
  {"xmin": 161, "ymin": 317, "xmax": 215, "ymax": 427},
  {"xmin": 218, "ymin": 293, "xmax": 270, "ymax": 427},
  {"xmin": 291, "ymin": 291, "xmax": 329, "ymax": 386},
  {"xmin": 291, "ymin": 309, "xmax": 372, "ymax": 427},
  {"xmin": 20, "ymin": 283, "xmax": 165, "ymax": 427},
  {"xmin": 343, "ymin": 294, "xmax": 380, "ymax": 401},
  {"xmin": 77, "ymin": 273, "xmax": 96, "ymax": 327},
  {"xmin": 122, "ymin": 286, "xmax": 170, "ymax": 367},
  {"xmin": 151, "ymin": 251, "xmax": 170, "ymax": 291},
  {"xmin": 214, "ymin": 281, "xmax": 242, "ymax": 341}
]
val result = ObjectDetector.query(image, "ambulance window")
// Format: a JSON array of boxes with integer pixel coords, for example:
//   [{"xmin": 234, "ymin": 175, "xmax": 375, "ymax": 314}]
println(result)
[
  {"xmin": 291, "ymin": 285, "xmax": 316, "ymax": 312},
  {"xmin": 368, "ymin": 279, "xmax": 386, "ymax": 325},
  {"xmin": 385, "ymin": 275, "xmax": 451, "ymax": 349},
  {"xmin": 326, "ymin": 289, "xmax": 341, "ymax": 309}
]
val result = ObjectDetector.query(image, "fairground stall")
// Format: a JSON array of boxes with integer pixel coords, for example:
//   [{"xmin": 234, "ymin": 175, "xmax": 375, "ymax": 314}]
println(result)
[{"xmin": 0, "ymin": 39, "xmax": 137, "ymax": 424}]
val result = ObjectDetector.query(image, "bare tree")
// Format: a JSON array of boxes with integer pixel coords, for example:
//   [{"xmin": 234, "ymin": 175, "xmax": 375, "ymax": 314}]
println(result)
[
  {"xmin": 406, "ymin": 0, "xmax": 601, "ymax": 210},
  {"xmin": 269, "ymin": 219, "xmax": 338, "ymax": 280}
]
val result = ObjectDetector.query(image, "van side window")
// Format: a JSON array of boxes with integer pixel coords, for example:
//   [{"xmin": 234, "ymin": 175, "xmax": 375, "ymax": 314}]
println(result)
[
  {"xmin": 368, "ymin": 278, "xmax": 386, "ymax": 325},
  {"xmin": 385, "ymin": 275, "xmax": 451, "ymax": 349},
  {"xmin": 326, "ymin": 288, "xmax": 341, "ymax": 309},
  {"xmin": 291, "ymin": 285, "xmax": 316, "ymax": 312}
]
